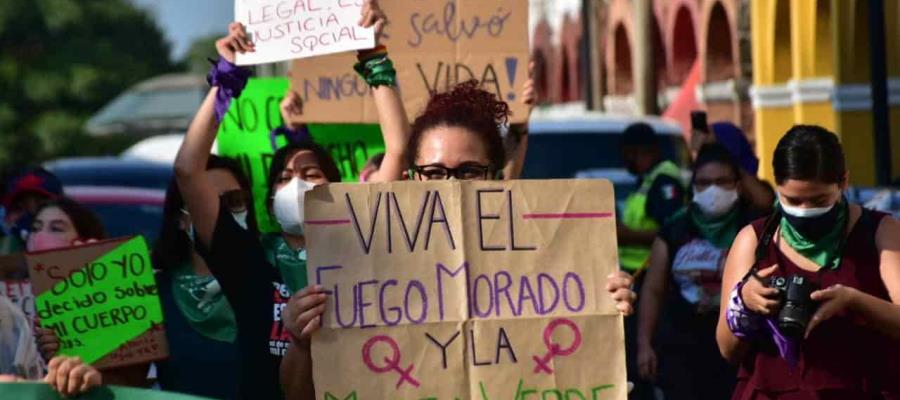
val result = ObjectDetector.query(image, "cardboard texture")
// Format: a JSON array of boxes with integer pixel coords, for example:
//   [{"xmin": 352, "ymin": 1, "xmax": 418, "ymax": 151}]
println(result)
[
  {"xmin": 26, "ymin": 237, "xmax": 168, "ymax": 368},
  {"xmin": 290, "ymin": 0, "xmax": 530, "ymax": 123},
  {"xmin": 234, "ymin": 0, "xmax": 375, "ymax": 65},
  {"xmin": 217, "ymin": 77, "xmax": 387, "ymax": 232},
  {"xmin": 306, "ymin": 180, "xmax": 627, "ymax": 399}
]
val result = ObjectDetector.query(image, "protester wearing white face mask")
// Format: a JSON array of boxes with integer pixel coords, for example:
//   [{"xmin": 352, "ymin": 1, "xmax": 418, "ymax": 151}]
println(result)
[
  {"xmin": 637, "ymin": 144, "xmax": 770, "ymax": 400},
  {"xmin": 173, "ymin": 4, "xmax": 411, "ymax": 396}
]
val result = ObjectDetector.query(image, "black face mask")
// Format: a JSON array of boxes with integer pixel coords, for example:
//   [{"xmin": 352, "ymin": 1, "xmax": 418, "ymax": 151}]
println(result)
[{"xmin": 781, "ymin": 202, "xmax": 842, "ymax": 241}]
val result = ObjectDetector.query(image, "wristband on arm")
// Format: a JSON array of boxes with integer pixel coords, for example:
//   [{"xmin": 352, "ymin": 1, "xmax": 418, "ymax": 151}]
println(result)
[
  {"xmin": 354, "ymin": 45, "xmax": 397, "ymax": 87},
  {"xmin": 726, "ymin": 280, "xmax": 766, "ymax": 339},
  {"xmin": 727, "ymin": 277, "xmax": 801, "ymax": 367},
  {"xmin": 207, "ymin": 58, "xmax": 252, "ymax": 123}
]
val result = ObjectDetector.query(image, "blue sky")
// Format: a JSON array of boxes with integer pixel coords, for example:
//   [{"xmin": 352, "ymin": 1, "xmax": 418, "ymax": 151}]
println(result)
[{"xmin": 131, "ymin": 0, "xmax": 233, "ymax": 61}]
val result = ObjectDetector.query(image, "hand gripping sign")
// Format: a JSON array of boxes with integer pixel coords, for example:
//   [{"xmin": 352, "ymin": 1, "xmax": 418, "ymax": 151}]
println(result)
[{"xmin": 306, "ymin": 180, "xmax": 627, "ymax": 399}]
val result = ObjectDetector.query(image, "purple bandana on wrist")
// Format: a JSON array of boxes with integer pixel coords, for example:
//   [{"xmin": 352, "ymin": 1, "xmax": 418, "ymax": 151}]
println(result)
[
  {"xmin": 726, "ymin": 281, "xmax": 801, "ymax": 368},
  {"xmin": 726, "ymin": 280, "xmax": 766, "ymax": 339},
  {"xmin": 206, "ymin": 58, "xmax": 251, "ymax": 123}
]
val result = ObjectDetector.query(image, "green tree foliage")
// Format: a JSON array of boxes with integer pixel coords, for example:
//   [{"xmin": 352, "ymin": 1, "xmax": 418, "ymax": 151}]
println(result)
[
  {"xmin": 180, "ymin": 34, "xmax": 221, "ymax": 75},
  {"xmin": 0, "ymin": 0, "xmax": 174, "ymax": 171}
]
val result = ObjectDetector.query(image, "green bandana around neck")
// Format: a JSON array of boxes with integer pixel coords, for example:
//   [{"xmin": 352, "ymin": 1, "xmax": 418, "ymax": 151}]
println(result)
[
  {"xmin": 262, "ymin": 234, "xmax": 309, "ymax": 295},
  {"xmin": 171, "ymin": 264, "xmax": 237, "ymax": 343},
  {"xmin": 690, "ymin": 205, "xmax": 741, "ymax": 249},
  {"xmin": 779, "ymin": 200, "xmax": 848, "ymax": 270}
]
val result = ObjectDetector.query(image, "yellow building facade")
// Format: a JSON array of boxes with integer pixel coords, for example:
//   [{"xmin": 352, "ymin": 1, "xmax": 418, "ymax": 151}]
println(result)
[{"xmin": 751, "ymin": 0, "xmax": 900, "ymax": 185}]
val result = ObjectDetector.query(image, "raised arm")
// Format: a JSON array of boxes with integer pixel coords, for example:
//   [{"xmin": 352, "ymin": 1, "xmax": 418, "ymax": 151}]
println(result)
[
  {"xmin": 174, "ymin": 23, "xmax": 253, "ymax": 246},
  {"xmin": 739, "ymin": 170, "xmax": 776, "ymax": 211},
  {"xmin": 358, "ymin": 0, "xmax": 409, "ymax": 183},
  {"xmin": 503, "ymin": 62, "xmax": 536, "ymax": 180}
]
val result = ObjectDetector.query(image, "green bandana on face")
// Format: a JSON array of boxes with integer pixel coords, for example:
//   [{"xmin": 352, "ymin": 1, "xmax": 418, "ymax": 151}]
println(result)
[
  {"xmin": 779, "ymin": 200, "xmax": 849, "ymax": 270},
  {"xmin": 690, "ymin": 206, "xmax": 741, "ymax": 249},
  {"xmin": 262, "ymin": 234, "xmax": 308, "ymax": 295},
  {"xmin": 171, "ymin": 264, "xmax": 237, "ymax": 343}
]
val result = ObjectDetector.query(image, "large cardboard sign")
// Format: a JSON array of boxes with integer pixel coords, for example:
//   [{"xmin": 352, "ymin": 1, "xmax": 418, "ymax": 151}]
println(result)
[
  {"xmin": 26, "ymin": 237, "xmax": 167, "ymax": 368},
  {"xmin": 306, "ymin": 180, "xmax": 627, "ymax": 399},
  {"xmin": 291, "ymin": 0, "xmax": 530, "ymax": 123},
  {"xmin": 217, "ymin": 78, "xmax": 386, "ymax": 232},
  {"xmin": 235, "ymin": 0, "xmax": 375, "ymax": 65}
]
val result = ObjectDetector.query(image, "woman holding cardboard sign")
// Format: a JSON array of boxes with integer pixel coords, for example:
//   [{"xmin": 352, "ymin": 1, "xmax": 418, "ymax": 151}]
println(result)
[
  {"xmin": 174, "ymin": 0, "xmax": 411, "ymax": 398},
  {"xmin": 279, "ymin": 6, "xmax": 637, "ymax": 400}
]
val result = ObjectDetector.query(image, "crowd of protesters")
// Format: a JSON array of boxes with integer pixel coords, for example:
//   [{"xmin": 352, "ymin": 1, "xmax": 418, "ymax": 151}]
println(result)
[{"xmin": 0, "ymin": 1, "xmax": 898, "ymax": 399}]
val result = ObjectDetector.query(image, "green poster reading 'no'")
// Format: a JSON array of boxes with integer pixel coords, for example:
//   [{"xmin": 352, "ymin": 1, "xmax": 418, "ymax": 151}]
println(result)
[
  {"xmin": 35, "ymin": 237, "xmax": 163, "ymax": 364},
  {"xmin": 217, "ymin": 77, "xmax": 386, "ymax": 233}
]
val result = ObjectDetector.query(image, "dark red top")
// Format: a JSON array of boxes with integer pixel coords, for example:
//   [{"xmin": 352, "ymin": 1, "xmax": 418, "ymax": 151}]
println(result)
[{"xmin": 733, "ymin": 209, "xmax": 900, "ymax": 400}]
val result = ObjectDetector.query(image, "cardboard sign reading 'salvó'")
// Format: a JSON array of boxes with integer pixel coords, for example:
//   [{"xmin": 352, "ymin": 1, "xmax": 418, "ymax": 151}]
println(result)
[
  {"xmin": 291, "ymin": 0, "xmax": 530, "ymax": 123},
  {"xmin": 306, "ymin": 180, "xmax": 627, "ymax": 399},
  {"xmin": 235, "ymin": 0, "xmax": 375, "ymax": 65},
  {"xmin": 26, "ymin": 237, "xmax": 167, "ymax": 368}
]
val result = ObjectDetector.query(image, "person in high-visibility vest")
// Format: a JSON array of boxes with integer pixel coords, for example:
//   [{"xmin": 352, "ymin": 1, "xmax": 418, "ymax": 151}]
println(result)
[
  {"xmin": 618, "ymin": 123, "xmax": 687, "ymax": 400},
  {"xmin": 618, "ymin": 123, "xmax": 686, "ymax": 274}
]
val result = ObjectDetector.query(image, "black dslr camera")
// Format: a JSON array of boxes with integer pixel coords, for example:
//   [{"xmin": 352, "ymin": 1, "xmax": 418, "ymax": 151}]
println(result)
[{"xmin": 768, "ymin": 275, "xmax": 819, "ymax": 339}]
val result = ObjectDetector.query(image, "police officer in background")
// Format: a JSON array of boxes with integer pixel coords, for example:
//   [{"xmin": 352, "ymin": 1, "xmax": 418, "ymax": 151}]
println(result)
[
  {"xmin": 618, "ymin": 123, "xmax": 686, "ymax": 274},
  {"xmin": 617, "ymin": 122, "xmax": 686, "ymax": 400}
]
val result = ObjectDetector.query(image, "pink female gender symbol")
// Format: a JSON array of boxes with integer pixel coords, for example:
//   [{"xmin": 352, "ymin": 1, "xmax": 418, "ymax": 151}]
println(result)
[
  {"xmin": 532, "ymin": 318, "xmax": 583, "ymax": 374},
  {"xmin": 361, "ymin": 335, "xmax": 421, "ymax": 389}
]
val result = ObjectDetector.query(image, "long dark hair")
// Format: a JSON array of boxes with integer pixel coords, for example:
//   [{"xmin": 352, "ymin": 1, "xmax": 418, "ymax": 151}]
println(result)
[
  {"xmin": 34, "ymin": 197, "xmax": 107, "ymax": 240},
  {"xmin": 691, "ymin": 143, "xmax": 741, "ymax": 189},
  {"xmin": 264, "ymin": 140, "xmax": 342, "ymax": 211},
  {"xmin": 152, "ymin": 156, "xmax": 256, "ymax": 271},
  {"xmin": 773, "ymin": 125, "xmax": 845, "ymax": 185},
  {"xmin": 408, "ymin": 80, "xmax": 509, "ymax": 172}
]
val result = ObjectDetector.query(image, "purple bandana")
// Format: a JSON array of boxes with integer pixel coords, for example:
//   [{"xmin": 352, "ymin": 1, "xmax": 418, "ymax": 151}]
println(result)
[
  {"xmin": 765, "ymin": 318, "xmax": 800, "ymax": 368},
  {"xmin": 269, "ymin": 125, "xmax": 313, "ymax": 151},
  {"xmin": 206, "ymin": 58, "xmax": 251, "ymax": 123},
  {"xmin": 726, "ymin": 280, "xmax": 766, "ymax": 339},
  {"xmin": 726, "ymin": 280, "xmax": 801, "ymax": 368}
]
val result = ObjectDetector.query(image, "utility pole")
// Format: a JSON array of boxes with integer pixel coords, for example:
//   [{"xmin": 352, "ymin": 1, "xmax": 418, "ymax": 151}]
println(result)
[
  {"xmin": 633, "ymin": 0, "xmax": 657, "ymax": 115},
  {"xmin": 584, "ymin": 0, "xmax": 605, "ymax": 110},
  {"xmin": 868, "ymin": 0, "xmax": 892, "ymax": 186}
]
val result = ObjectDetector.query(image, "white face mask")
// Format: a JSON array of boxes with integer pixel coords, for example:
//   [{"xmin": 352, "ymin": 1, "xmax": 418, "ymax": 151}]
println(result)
[
  {"xmin": 692, "ymin": 185, "xmax": 739, "ymax": 217},
  {"xmin": 273, "ymin": 177, "xmax": 315, "ymax": 236},
  {"xmin": 779, "ymin": 201, "xmax": 834, "ymax": 218},
  {"xmin": 231, "ymin": 210, "xmax": 248, "ymax": 230}
]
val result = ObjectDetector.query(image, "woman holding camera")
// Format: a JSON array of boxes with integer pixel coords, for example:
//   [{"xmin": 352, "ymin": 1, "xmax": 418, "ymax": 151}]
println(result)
[{"xmin": 716, "ymin": 125, "xmax": 900, "ymax": 399}]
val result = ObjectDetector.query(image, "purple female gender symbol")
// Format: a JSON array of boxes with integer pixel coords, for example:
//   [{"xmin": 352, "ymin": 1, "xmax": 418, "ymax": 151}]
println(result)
[
  {"xmin": 361, "ymin": 335, "xmax": 421, "ymax": 389},
  {"xmin": 532, "ymin": 318, "xmax": 583, "ymax": 374}
]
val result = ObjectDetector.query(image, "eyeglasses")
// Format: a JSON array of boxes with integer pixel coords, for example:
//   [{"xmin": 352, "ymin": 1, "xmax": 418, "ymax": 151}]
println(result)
[
  {"xmin": 413, "ymin": 164, "xmax": 491, "ymax": 181},
  {"xmin": 694, "ymin": 177, "xmax": 738, "ymax": 191}
]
